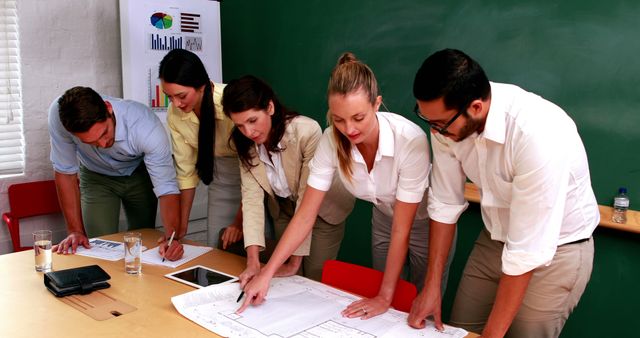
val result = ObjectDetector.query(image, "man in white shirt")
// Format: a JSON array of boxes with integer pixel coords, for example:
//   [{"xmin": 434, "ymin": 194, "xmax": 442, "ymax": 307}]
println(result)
[{"xmin": 407, "ymin": 49, "xmax": 598, "ymax": 338}]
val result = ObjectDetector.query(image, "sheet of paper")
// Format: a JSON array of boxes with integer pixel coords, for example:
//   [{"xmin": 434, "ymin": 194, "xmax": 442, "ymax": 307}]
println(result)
[
  {"xmin": 74, "ymin": 238, "xmax": 146, "ymax": 261},
  {"xmin": 171, "ymin": 275, "xmax": 468, "ymax": 338},
  {"xmin": 141, "ymin": 244, "xmax": 212, "ymax": 268}
]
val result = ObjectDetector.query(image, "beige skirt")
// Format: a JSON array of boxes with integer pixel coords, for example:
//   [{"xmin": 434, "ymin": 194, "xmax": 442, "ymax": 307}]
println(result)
[{"xmin": 206, "ymin": 156, "xmax": 242, "ymax": 247}]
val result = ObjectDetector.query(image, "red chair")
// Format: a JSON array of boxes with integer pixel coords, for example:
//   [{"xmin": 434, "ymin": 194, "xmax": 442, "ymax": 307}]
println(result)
[
  {"xmin": 3, "ymin": 180, "xmax": 61, "ymax": 252},
  {"xmin": 321, "ymin": 259, "xmax": 417, "ymax": 313}
]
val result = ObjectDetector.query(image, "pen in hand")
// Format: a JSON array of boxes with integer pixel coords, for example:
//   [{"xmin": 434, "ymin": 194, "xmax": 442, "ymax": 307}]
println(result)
[
  {"xmin": 236, "ymin": 291, "xmax": 245, "ymax": 303},
  {"xmin": 162, "ymin": 230, "xmax": 176, "ymax": 262}
]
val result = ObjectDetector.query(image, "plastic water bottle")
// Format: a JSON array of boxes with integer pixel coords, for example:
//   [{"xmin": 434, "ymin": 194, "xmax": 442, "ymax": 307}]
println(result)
[{"xmin": 612, "ymin": 187, "xmax": 629, "ymax": 224}]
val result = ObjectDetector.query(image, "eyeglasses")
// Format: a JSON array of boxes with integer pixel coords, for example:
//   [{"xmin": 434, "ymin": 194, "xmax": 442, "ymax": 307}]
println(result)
[{"xmin": 414, "ymin": 104, "xmax": 465, "ymax": 135}]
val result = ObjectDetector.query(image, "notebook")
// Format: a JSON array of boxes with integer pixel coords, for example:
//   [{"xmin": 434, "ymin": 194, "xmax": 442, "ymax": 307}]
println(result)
[{"xmin": 141, "ymin": 244, "xmax": 212, "ymax": 268}]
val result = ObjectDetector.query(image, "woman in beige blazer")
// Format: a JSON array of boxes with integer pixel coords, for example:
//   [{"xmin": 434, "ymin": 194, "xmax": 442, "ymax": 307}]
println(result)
[{"xmin": 222, "ymin": 75, "xmax": 354, "ymax": 283}]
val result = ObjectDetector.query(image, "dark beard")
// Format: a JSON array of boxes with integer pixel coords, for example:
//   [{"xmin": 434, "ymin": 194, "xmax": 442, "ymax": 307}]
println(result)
[{"xmin": 453, "ymin": 114, "xmax": 484, "ymax": 142}]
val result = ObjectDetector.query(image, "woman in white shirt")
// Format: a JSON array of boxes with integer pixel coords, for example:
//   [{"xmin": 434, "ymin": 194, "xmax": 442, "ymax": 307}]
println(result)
[
  {"xmin": 238, "ymin": 53, "xmax": 454, "ymax": 319},
  {"xmin": 222, "ymin": 75, "xmax": 354, "ymax": 282}
]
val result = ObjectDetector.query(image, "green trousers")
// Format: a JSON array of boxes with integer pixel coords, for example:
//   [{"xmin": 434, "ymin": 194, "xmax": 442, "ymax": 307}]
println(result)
[{"xmin": 79, "ymin": 165, "xmax": 157, "ymax": 237}]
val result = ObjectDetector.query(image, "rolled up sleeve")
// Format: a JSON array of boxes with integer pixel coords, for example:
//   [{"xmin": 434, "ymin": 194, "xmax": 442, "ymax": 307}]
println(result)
[
  {"xmin": 427, "ymin": 133, "xmax": 468, "ymax": 224},
  {"xmin": 48, "ymin": 98, "xmax": 80, "ymax": 174},
  {"xmin": 138, "ymin": 118, "xmax": 179, "ymax": 197},
  {"xmin": 501, "ymin": 126, "xmax": 570, "ymax": 276},
  {"xmin": 307, "ymin": 129, "xmax": 337, "ymax": 192},
  {"xmin": 396, "ymin": 132, "xmax": 430, "ymax": 203},
  {"xmin": 167, "ymin": 107, "xmax": 200, "ymax": 190}
]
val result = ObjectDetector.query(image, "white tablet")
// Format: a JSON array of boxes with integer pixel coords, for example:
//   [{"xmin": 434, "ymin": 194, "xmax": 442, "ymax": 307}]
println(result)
[{"xmin": 165, "ymin": 265, "xmax": 238, "ymax": 289}]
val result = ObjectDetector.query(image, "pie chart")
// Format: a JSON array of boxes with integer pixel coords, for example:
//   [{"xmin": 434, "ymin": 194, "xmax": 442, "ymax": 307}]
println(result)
[{"xmin": 150, "ymin": 12, "xmax": 172, "ymax": 29}]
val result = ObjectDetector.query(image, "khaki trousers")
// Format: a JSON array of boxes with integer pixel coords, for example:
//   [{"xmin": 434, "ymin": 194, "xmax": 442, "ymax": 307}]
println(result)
[
  {"xmin": 450, "ymin": 229, "xmax": 594, "ymax": 338},
  {"xmin": 371, "ymin": 207, "xmax": 456, "ymax": 292},
  {"xmin": 274, "ymin": 197, "xmax": 345, "ymax": 281}
]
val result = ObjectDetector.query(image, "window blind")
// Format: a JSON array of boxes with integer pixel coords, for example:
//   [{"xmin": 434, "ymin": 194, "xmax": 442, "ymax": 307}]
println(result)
[{"xmin": 0, "ymin": 0, "xmax": 24, "ymax": 176}]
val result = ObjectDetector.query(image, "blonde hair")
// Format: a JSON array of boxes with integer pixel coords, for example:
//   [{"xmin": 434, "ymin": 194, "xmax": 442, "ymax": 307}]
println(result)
[{"xmin": 327, "ymin": 52, "xmax": 379, "ymax": 181}]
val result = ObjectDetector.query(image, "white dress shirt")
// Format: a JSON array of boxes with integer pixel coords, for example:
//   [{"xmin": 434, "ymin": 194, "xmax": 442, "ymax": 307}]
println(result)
[
  {"xmin": 308, "ymin": 112, "xmax": 430, "ymax": 219},
  {"xmin": 428, "ymin": 82, "xmax": 599, "ymax": 275},
  {"xmin": 257, "ymin": 143, "xmax": 292, "ymax": 198}
]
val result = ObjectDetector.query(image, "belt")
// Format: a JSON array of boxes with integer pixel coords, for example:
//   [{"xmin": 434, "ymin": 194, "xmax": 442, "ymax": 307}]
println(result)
[
  {"xmin": 560, "ymin": 237, "xmax": 590, "ymax": 246},
  {"xmin": 497, "ymin": 237, "xmax": 590, "ymax": 246}
]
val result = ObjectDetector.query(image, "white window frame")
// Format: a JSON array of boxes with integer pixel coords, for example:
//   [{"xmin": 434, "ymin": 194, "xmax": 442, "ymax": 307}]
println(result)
[{"xmin": 0, "ymin": 0, "xmax": 24, "ymax": 177}]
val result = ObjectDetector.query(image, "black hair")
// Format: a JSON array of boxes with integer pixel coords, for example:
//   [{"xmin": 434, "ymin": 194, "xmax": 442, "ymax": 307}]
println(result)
[
  {"xmin": 413, "ymin": 48, "xmax": 491, "ymax": 110},
  {"xmin": 159, "ymin": 48, "xmax": 216, "ymax": 185}
]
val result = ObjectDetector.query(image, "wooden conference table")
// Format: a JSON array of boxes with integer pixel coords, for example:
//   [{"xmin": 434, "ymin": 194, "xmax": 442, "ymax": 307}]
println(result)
[{"xmin": 0, "ymin": 228, "xmax": 477, "ymax": 337}]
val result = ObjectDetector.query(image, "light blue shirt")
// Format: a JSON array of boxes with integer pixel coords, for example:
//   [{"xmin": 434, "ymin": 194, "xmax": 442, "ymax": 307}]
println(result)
[{"xmin": 48, "ymin": 95, "xmax": 179, "ymax": 197}]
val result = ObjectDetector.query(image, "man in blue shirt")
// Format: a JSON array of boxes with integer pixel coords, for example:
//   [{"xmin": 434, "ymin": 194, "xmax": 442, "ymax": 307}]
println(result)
[{"xmin": 49, "ymin": 86, "xmax": 183, "ymax": 260}]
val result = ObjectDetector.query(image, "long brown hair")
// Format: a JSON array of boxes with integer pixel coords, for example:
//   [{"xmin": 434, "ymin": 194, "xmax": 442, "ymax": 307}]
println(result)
[
  {"xmin": 327, "ymin": 52, "xmax": 379, "ymax": 180},
  {"xmin": 222, "ymin": 75, "xmax": 299, "ymax": 170}
]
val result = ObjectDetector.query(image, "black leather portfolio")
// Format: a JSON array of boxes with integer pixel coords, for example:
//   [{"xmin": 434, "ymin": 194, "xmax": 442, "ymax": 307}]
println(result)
[{"xmin": 44, "ymin": 265, "xmax": 111, "ymax": 297}]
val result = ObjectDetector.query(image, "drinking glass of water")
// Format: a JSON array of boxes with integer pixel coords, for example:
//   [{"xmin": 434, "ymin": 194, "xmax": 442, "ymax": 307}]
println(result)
[
  {"xmin": 33, "ymin": 230, "xmax": 52, "ymax": 272},
  {"xmin": 124, "ymin": 232, "xmax": 142, "ymax": 274}
]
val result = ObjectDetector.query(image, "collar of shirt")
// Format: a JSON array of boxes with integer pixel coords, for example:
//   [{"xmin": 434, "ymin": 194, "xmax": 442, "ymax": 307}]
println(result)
[
  {"xmin": 175, "ymin": 81, "xmax": 226, "ymax": 123},
  {"xmin": 482, "ymin": 82, "xmax": 507, "ymax": 145},
  {"xmin": 350, "ymin": 112, "xmax": 395, "ymax": 164},
  {"xmin": 107, "ymin": 98, "xmax": 126, "ymax": 143},
  {"xmin": 178, "ymin": 109, "xmax": 200, "ymax": 124},
  {"xmin": 256, "ymin": 142, "xmax": 291, "ymax": 198},
  {"xmin": 256, "ymin": 142, "xmax": 280, "ymax": 167}
]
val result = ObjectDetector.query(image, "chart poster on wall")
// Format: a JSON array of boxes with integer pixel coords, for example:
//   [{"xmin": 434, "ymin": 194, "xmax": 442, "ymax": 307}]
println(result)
[{"xmin": 119, "ymin": 0, "xmax": 221, "ymax": 118}]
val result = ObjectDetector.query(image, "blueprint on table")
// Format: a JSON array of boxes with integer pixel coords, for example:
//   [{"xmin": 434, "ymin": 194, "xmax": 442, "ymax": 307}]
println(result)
[{"xmin": 171, "ymin": 275, "xmax": 468, "ymax": 338}]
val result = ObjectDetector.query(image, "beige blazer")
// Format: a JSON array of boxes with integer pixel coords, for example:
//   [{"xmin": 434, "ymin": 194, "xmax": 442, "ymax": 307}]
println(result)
[{"xmin": 241, "ymin": 115, "xmax": 355, "ymax": 256}]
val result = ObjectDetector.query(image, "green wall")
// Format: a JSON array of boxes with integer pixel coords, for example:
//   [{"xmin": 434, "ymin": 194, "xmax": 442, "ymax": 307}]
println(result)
[{"xmin": 220, "ymin": 1, "xmax": 640, "ymax": 337}]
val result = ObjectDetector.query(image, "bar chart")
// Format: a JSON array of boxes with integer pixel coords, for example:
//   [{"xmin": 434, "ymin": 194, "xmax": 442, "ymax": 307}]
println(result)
[
  {"xmin": 150, "ymin": 34, "xmax": 183, "ymax": 50},
  {"xmin": 148, "ymin": 68, "xmax": 169, "ymax": 109}
]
